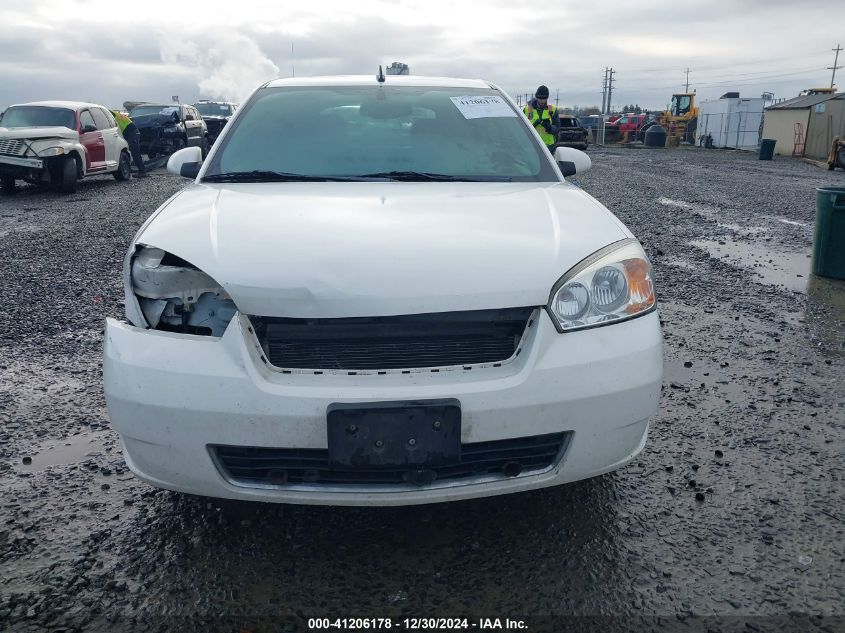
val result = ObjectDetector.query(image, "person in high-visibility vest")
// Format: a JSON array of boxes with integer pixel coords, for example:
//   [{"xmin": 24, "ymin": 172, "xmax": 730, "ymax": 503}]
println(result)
[
  {"xmin": 111, "ymin": 110, "xmax": 147, "ymax": 177},
  {"xmin": 523, "ymin": 85, "xmax": 559, "ymax": 152}
]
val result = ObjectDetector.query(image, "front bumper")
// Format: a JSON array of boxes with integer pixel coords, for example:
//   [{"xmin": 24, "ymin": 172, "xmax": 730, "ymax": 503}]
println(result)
[
  {"xmin": 103, "ymin": 310, "xmax": 662, "ymax": 506},
  {"xmin": 0, "ymin": 154, "xmax": 43, "ymax": 169},
  {"xmin": 138, "ymin": 130, "xmax": 178, "ymax": 155}
]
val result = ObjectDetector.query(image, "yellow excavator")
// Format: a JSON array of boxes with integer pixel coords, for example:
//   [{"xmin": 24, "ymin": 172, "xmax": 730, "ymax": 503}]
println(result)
[{"xmin": 654, "ymin": 93, "xmax": 699, "ymax": 145}]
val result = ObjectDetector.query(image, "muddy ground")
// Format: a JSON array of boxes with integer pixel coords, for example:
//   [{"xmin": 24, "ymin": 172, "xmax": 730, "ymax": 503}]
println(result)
[{"xmin": 0, "ymin": 148, "xmax": 844, "ymax": 633}]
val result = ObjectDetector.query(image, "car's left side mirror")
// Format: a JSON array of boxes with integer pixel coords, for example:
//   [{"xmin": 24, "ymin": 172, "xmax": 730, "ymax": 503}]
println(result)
[
  {"xmin": 554, "ymin": 147, "xmax": 592, "ymax": 177},
  {"xmin": 167, "ymin": 146, "xmax": 203, "ymax": 179}
]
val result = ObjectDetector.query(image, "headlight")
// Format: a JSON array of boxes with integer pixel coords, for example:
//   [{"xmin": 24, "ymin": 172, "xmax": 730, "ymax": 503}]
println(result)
[
  {"xmin": 126, "ymin": 245, "xmax": 237, "ymax": 336},
  {"xmin": 37, "ymin": 147, "xmax": 65, "ymax": 157},
  {"xmin": 162, "ymin": 126, "xmax": 177, "ymax": 134},
  {"xmin": 547, "ymin": 239, "xmax": 655, "ymax": 332}
]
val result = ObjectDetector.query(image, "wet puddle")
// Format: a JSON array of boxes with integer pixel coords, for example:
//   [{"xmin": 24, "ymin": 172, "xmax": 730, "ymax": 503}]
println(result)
[
  {"xmin": 0, "ymin": 222, "xmax": 40, "ymax": 239},
  {"xmin": 659, "ymin": 197, "xmax": 721, "ymax": 219},
  {"xmin": 19, "ymin": 433, "xmax": 107, "ymax": 471},
  {"xmin": 658, "ymin": 198, "xmax": 769, "ymax": 235},
  {"xmin": 690, "ymin": 237, "xmax": 812, "ymax": 292}
]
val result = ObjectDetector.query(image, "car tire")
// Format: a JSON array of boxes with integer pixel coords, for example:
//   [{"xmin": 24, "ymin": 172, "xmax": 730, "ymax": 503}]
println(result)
[
  {"xmin": 200, "ymin": 136, "xmax": 209, "ymax": 159},
  {"xmin": 837, "ymin": 147, "xmax": 845, "ymax": 171},
  {"xmin": 172, "ymin": 137, "xmax": 186, "ymax": 154},
  {"xmin": 0, "ymin": 175, "xmax": 15, "ymax": 195},
  {"xmin": 114, "ymin": 151, "xmax": 131, "ymax": 181},
  {"xmin": 55, "ymin": 156, "xmax": 77, "ymax": 194}
]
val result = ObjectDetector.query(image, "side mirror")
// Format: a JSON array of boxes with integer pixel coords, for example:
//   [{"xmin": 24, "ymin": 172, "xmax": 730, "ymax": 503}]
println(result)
[
  {"xmin": 81, "ymin": 124, "xmax": 97, "ymax": 134},
  {"xmin": 166, "ymin": 146, "xmax": 203, "ymax": 179},
  {"xmin": 554, "ymin": 146, "xmax": 592, "ymax": 177}
]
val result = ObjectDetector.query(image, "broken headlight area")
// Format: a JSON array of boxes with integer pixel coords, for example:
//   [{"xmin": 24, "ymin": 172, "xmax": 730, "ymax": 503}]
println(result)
[{"xmin": 128, "ymin": 246, "xmax": 237, "ymax": 336}]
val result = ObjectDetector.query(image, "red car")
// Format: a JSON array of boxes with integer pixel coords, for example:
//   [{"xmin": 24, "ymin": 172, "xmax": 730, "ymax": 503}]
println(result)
[{"xmin": 615, "ymin": 114, "xmax": 649, "ymax": 135}]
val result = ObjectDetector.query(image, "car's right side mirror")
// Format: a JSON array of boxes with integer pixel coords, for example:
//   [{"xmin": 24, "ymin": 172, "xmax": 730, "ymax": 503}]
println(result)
[
  {"xmin": 167, "ymin": 146, "xmax": 203, "ymax": 179},
  {"xmin": 554, "ymin": 146, "xmax": 592, "ymax": 177}
]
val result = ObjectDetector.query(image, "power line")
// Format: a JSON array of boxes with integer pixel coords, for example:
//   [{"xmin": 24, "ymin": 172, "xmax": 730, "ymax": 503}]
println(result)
[
  {"xmin": 619, "ymin": 50, "xmax": 832, "ymax": 75},
  {"xmin": 637, "ymin": 67, "xmax": 829, "ymax": 93}
]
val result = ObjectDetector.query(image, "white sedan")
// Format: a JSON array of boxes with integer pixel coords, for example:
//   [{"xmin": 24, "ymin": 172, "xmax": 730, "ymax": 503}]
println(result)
[{"xmin": 103, "ymin": 75, "xmax": 662, "ymax": 506}]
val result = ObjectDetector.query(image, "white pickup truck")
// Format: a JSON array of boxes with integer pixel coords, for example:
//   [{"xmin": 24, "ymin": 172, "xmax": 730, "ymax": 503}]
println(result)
[{"xmin": 0, "ymin": 101, "xmax": 131, "ymax": 194}]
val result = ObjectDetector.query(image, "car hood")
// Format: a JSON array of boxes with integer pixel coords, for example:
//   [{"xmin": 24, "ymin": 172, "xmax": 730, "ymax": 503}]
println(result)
[
  {"xmin": 0, "ymin": 126, "xmax": 78, "ymax": 141},
  {"xmin": 138, "ymin": 182, "xmax": 631, "ymax": 318}
]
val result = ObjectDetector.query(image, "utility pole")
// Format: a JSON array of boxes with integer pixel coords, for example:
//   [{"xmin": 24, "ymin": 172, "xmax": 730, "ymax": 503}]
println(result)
[
  {"xmin": 684, "ymin": 68, "xmax": 691, "ymax": 93},
  {"xmin": 829, "ymin": 44, "xmax": 843, "ymax": 89},
  {"xmin": 607, "ymin": 68, "xmax": 616, "ymax": 114},
  {"xmin": 555, "ymin": 89, "xmax": 559, "ymax": 109},
  {"xmin": 601, "ymin": 68, "xmax": 608, "ymax": 114}
]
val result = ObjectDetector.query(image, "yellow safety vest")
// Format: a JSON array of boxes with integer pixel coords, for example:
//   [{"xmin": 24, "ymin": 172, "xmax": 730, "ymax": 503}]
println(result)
[
  {"xmin": 111, "ymin": 111, "xmax": 133, "ymax": 134},
  {"xmin": 523, "ymin": 103, "xmax": 556, "ymax": 146}
]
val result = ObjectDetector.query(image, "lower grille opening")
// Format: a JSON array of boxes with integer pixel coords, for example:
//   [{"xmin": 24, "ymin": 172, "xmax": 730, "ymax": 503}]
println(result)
[
  {"xmin": 248, "ymin": 307, "xmax": 535, "ymax": 370},
  {"xmin": 213, "ymin": 432, "xmax": 571, "ymax": 487}
]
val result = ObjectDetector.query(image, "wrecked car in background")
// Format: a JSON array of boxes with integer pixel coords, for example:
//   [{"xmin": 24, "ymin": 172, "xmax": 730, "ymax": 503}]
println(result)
[
  {"xmin": 0, "ymin": 101, "xmax": 131, "ymax": 194},
  {"xmin": 104, "ymin": 75, "xmax": 661, "ymax": 506},
  {"xmin": 193, "ymin": 101, "xmax": 238, "ymax": 145},
  {"xmin": 128, "ymin": 104, "xmax": 208, "ymax": 159},
  {"xmin": 555, "ymin": 115, "xmax": 589, "ymax": 151}
]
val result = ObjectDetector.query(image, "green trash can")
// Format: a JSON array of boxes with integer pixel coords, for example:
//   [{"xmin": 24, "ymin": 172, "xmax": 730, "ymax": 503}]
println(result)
[
  {"xmin": 759, "ymin": 138, "xmax": 776, "ymax": 160},
  {"xmin": 813, "ymin": 186, "xmax": 845, "ymax": 280}
]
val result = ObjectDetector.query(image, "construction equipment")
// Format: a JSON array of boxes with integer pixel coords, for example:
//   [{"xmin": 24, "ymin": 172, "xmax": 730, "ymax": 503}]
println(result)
[{"xmin": 652, "ymin": 93, "xmax": 700, "ymax": 145}]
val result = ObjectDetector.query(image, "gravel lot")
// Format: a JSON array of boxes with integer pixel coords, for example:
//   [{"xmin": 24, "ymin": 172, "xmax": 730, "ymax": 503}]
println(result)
[{"xmin": 1, "ymin": 148, "xmax": 844, "ymax": 632}]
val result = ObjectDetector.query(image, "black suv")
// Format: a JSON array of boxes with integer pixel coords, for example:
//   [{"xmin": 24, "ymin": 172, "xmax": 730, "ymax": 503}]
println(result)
[
  {"xmin": 128, "ymin": 104, "xmax": 209, "ymax": 159},
  {"xmin": 193, "ymin": 101, "xmax": 238, "ymax": 145}
]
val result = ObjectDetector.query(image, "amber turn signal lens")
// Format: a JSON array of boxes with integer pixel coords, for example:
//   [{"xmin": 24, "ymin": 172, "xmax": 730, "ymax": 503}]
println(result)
[{"xmin": 623, "ymin": 258, "xmax": 655, "ymax": 314}]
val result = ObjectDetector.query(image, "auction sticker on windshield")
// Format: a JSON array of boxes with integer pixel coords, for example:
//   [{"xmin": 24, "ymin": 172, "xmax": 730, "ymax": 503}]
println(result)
[{"xmin": 450, "ymin": 95, "xmax": 516, "ymax": 119}]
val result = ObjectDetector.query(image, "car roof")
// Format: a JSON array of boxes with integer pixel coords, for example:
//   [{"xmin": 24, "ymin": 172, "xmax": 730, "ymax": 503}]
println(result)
[
  {"xmin": 10, "ymin": 100, "xmax": 105, "ymax": 110},
  {"xmin": 264, "ymin": 75, "xmax": 493, "ymax": 89}
]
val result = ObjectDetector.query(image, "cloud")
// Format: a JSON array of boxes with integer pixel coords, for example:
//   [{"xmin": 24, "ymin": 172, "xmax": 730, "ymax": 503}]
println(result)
[{"xmin": 157, "ymin": 29, "xmax": 280, "ymax": 102}]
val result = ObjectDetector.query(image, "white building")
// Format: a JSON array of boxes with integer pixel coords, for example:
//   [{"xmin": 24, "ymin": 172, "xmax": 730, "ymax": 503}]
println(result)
[{"xmin": 697, "ymin": 93, "xmax": 765, "ymax": 150}]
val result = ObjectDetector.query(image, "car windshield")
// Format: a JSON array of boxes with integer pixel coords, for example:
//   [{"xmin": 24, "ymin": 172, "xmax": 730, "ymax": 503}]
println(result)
[
  {"xmin": 1, "ymin": 106, "xmax": 75, "ymax": 129},
  {"xmin": 203, "ymin": 85, "xmax": 556, "ymax": 182},
  {"xmin": 129, "ymin": 105, "xmax": 179, "ymax": 118},
  {"xmin": 195, "ymin": 103, "xmax": 232, "ymax": 116}
]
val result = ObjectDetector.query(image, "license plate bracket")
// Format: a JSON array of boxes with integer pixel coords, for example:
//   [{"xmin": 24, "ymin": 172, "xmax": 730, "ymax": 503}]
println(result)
[{"xmin": 327, "ymin": 400, "xmax": 461, "ymax": 469}]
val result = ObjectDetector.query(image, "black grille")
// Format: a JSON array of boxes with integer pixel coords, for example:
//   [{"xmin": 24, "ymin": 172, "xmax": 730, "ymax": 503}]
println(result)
[
  {"xmin": 249, "ymin": 307, "xmax": 534, "ymax": 370},
  {"xmin": 213, "ymin": 432, "xmax": 570, "ymax": 487},
  {"xmin": 205, "ymin": 119, "xmax": 227, "ymax": 135}
]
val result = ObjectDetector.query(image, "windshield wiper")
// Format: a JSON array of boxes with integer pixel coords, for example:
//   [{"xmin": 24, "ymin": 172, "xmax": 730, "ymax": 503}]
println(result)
[
  {"xmin": 202, "ymin": 170, "xmax": 363, "ymax": 183},
  {"xmin": 357, "ymin": 171, "xmax": 511, "ymax": 182}
]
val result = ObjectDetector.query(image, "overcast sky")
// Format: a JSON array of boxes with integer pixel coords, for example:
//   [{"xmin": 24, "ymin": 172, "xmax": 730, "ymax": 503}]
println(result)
[{"xmin": 0, "ymin": 0, "xmax": 841, "ymax": 112}]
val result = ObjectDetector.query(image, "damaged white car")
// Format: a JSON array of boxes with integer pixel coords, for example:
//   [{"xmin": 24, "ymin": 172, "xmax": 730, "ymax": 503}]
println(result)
[
  {"xmin": 0, "ymin": 101, "xmax": 131, "ymax": 194},
  {"xmin": 104, "ymin": 75, "xmax": 662, "ymax": 506}
]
